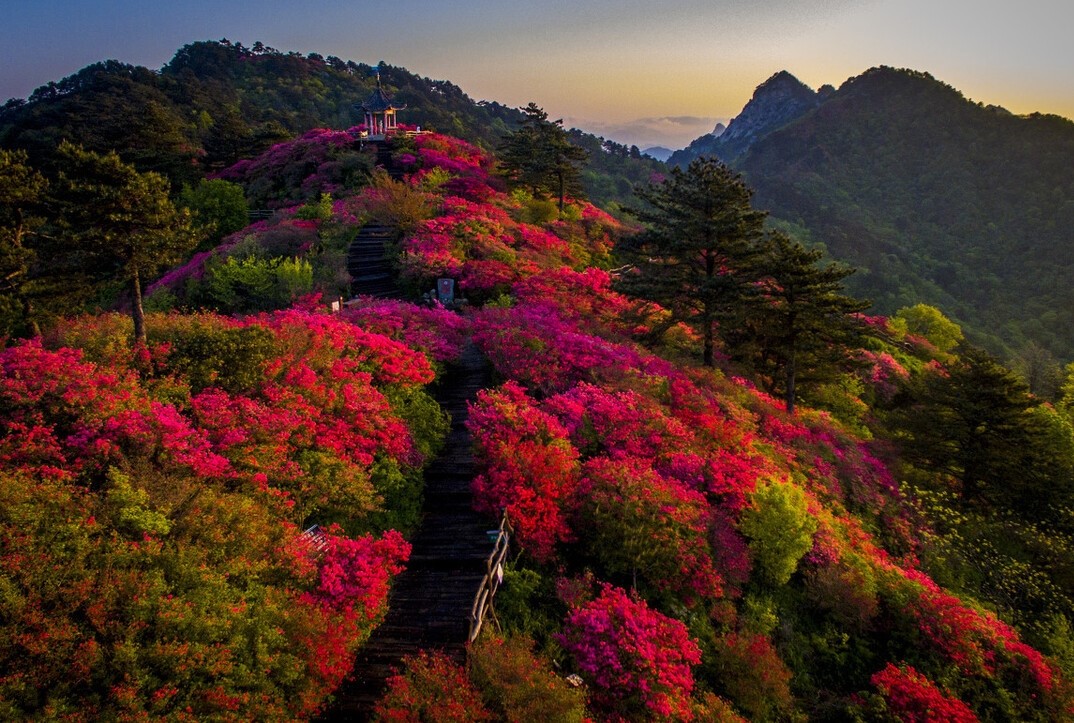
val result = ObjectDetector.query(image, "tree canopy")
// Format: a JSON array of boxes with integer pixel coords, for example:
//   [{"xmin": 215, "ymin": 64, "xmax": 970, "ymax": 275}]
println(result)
[
  {"xmin": 730, "ymin": 231, "xmax": 870, "ymax": 413},
  {"xmin": 50, "ymin": 142, "xmax": 200, "ymax": 342},
  {"xmin": 498, "ymin": 103, "xmax": 589, "ymax": 212},
  {"xmin": 617, "ymin": 157, "xmax": 767, "ymax": 367}
]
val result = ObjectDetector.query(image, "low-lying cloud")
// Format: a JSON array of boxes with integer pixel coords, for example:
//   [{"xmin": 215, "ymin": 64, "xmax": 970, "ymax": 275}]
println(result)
[{"xmin": 565, "ymin": 115, "xmax": 726, "ymax": 152}]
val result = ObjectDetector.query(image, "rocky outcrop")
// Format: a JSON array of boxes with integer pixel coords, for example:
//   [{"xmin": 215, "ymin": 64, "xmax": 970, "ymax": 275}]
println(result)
[{"xmin": 670, "ymin": 71, "xmax": 818, "ymax": 166}]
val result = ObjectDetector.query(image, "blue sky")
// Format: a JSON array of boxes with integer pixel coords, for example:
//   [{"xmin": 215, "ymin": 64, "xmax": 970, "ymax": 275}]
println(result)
[{"xmin": 2, "ymin": 0, "xmax": 1071, "ymax": 149}]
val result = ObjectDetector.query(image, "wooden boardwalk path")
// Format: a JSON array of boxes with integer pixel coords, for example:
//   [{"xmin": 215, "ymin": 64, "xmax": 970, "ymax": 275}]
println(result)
[{"xmin": 321, "ymin": 340, "xmax": 495, "ymax": 720}]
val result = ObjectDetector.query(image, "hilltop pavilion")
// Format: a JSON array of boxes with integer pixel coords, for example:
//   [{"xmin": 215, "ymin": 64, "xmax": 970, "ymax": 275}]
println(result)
[{"xmin": 356, "ymin": 72, "xmax": 406, "ymax": 140}]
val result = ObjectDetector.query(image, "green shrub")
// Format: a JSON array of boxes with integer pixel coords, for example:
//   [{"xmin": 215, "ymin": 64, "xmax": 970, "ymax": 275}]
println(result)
[
  {"xmin": 739, "ymin": 480, "xmax": 819, "ymax": 586},
  {"xmin": 146, "ymin": 314, "xmax": 275, "ymax": 393},
  {"xmin": 469, "ymin": 635, "xmax": 587, "ymax": 723},
  {"xmin": 197, "ymin": 255, "xmax": 313, "ymax": 313},
  {"xmin": 295, "ymin": 192, "xmax": 333, "ymax": 221}
]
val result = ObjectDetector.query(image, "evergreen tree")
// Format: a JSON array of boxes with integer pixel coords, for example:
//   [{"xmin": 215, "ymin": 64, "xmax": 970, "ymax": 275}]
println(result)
[
  {"xmin": 618, "ymin": 157, "xmax": 767, "ymax": 366},
  {"xmin": 498, "ymin": 103, "xmax": 589, "ymax": 211},
  {"xmin": 0, "ymin": 149, "xmax": 48, "ymax": 335},
  {"xmin": 730, "ymin": 232, "xmax": 870, "ymax": 413},
  {"xmin": 50, "ymin": 142, "xmax": 200, "ymax": 343},
  {"xmin": 896, "ymin": 346, "xmax": 1073, "ymax": 518}
]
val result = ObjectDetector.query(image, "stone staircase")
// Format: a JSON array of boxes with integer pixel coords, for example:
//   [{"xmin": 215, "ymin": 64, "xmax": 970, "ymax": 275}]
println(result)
[
  {"xmin": 347, "ymin": 223, "xmax": 401, "ymax": 299},
  {"xmin": 320, "ymin": 341, "xmax": 496, "ymax": 720}
]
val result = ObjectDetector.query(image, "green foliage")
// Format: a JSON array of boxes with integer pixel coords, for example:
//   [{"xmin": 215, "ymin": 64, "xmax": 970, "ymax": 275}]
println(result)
[
  {"xmin": 49, "ymin": 142, "xmax": 201, "ymax": 342},
  {"xmin": 197, "ymin": 255, "xmax": 313, "ymax": 313},
  {"xmin": 492, "ymin": 565, "xmax": 565, "ymax": 650},
  {"xmin": 618, "ymin": 157, "xmax": 767, "ymax": 367},
  {"xmin": 499, "ymin": 103, "xmax": 589, "ymax": 212},
  {"xmin": 0, "ymin": 148, "xmax": 47, "ymax": 336},
  {"xmin": 179, "ymin": 178, "xmax": 248, "ymax": 245},
  {"xmin": 895, "ymin": 346, "xmax": 1074, "ymax": 518},
  {"xmin": 892, "ymin": 303, "xmax": 963, "ymax": 353},
  {"xmin": 364, "ymin": 169, "xmax": 439, "ymax": 233},
  {"xmin": 295, "ymin": 192, "xmax": 333, "ymax": 221},
  {"xmin": 103, "ymin": 468, "xmax": 172, "ymax": 537},
  {"xmin": 1061, "ymin": 362, "xmax": 1074, "ymax": 418},
  {"xmin": 739, "ymin": 480, "xmax": 818, "ymax": 586},
  {"xmin": 384, "ymin": 385, "xmax": 450, "ymax": 462},
  {"xmin": 469, "ymin": 634, "xmax": 587, "ymax": 723},
  {"xmin": 727, "ymin": 231, "xmax": 870, "ymax": 413},
  {"xmin": 145, "ymin": 313, "xmax": 275, "ymax": 393}
]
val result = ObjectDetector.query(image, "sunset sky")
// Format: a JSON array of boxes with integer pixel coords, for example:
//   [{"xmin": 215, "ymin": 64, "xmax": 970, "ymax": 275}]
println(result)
[{"xmin": 2, "ymin": 0, "xmax": 1070, "ymax": 149}]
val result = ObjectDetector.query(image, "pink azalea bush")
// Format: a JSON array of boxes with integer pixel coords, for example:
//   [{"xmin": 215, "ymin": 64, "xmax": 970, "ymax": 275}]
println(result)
[
  {"xmin": 871, "ymin": 663, "xmax": 977, "ymax": 723},
  {"xmin": 557, "ymin": 584, "xmax": 701, "ymax": 720}
]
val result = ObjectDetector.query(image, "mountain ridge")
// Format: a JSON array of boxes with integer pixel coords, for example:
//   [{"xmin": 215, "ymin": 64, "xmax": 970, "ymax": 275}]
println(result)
[{"xmin": 674, "ymin": 65, "xmax": 1074, "ymax": 362}]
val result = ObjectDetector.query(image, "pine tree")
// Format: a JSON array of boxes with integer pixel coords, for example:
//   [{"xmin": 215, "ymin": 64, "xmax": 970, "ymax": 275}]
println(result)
[
  {"xmin": 730, "ymin": 232, "xmax": 870, "ymax": 413},
  {"xmin": 0, "ymin": 149, "xmax": 48, "ymax": 335},
  {"xmin": 896, "ymin": 346, "xmax": 1073, "ymax": 517},
  {"xmin": 618, "ymin": 157, "xmax": 767, "ymax": 367},
  {"xmin": 498, "ymin": 103, "xmax": 588, "ymax": 212},
  {"xmin": 50, "ymin": 142, "xmax": 200, "ymax": 343}
]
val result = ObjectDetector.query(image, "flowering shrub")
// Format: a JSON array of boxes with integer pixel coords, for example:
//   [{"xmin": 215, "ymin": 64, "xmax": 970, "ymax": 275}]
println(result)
[
  {"xmin": 468, "ymin": 635, "xmax": 587, "ymax": 722},
  {"xmin": 215, "ymin": 127, "xmax": 371, "ymax": 206},
  {"xmin": 577, "ymin": 457, "xmax": 722, "ymax": 603},
  {"xmin": 467, "ymin": 382, "xmax": 580, "ymax": 561},
  {"xmin": 871, "ymin": 663, "xmax": 977, "ymax": 722},
  {"xmin": 709, "ymin": 632, "xmax": 793, "ymax": 720},
  {"xmin": 408, "ymin": 132, "xmax": 500, "ymax": 202},
  {"xmin": 472, "ymin": 303, "xmax": 657, "ymax": 395},
  {"xmin": 0, "ymin": 304, "xmax": 442, "ymax": 718},
  {"xmin": 558, "ymin": 584, "xmax": 701, "ymax": 720},
  {"xmin": 399, "ymin": 196, "xmax": 576, "ymax": 300},
  {"xmin": 543, "ymin": 382, "xmax": 694, "ymax": 462},
  {"xmin": 341, "ymin": 298, "xmax": 470, "ymax": 366},
  {"xmin": 372, "ymin": 651, "xmax": 493, "ymax": 722}
]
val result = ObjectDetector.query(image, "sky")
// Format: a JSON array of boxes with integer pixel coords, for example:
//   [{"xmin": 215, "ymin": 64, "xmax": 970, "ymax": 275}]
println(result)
[{"xmin": 1, "ymin": 0, "xmax": 1071, "ymax": 150}]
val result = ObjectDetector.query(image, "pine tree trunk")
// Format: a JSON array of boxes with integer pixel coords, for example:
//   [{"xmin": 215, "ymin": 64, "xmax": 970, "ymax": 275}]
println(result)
[
  {"xmin": 22, "ymin": 296, "xmax": 40, "ymax": 337},
  {"xmin": 131, "ymin": 270, "xmax": 146, "ymax": 345},
  {"xmin": 785, "ymin": 347, "xmax": 797, "ymax": 414}
]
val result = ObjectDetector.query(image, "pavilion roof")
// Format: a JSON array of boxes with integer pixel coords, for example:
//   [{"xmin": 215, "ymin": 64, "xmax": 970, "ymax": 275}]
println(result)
[{"xmin": 359, "ymin": 85, "xmax": 406, "ymax": 113}]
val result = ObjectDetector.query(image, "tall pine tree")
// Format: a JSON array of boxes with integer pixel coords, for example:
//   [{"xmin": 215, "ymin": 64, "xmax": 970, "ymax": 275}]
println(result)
[
  {"xmin": 50, "ymin": 142, "xmax": 200, "ymax": 343},
  {"xmin": 729, "ymin": 232, "xmax": 869, "ymax": 413},
  {"xmin": 498, "ymin": 103, "xmax": 588, "ymax": 212},
  {"xmin": 618, "ymin": 157, "xmax": 766, "ymax": 367},
  {"xmin": 0, "ymin": 149, "xmax": 48, "ymax": 335}
]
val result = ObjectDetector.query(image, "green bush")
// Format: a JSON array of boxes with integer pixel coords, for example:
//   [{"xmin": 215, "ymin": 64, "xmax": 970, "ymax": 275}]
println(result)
[
  {"xmin": 180, "ymin": 178, "xmax": 249, "ymax": 246},
  {"xmin": 145, "ymin": 314, "xmax": 275, "ymax": 393},
  {"xmin": 469, "ymin": 634, "xmax": 587, "ymax": 723},
  {"xmin": 739, "ymin": 480, "xmax": 819, "ymax": 586},
  {"xmin": 197, "ymin": 255, "xmax": 313, "ymax": 313}
]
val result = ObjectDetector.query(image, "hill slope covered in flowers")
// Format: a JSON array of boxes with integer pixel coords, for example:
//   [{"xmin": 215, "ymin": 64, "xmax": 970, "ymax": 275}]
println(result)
[{"xmin": 3, "ymin": 127, "xmax": 1073, "ymax": 720}]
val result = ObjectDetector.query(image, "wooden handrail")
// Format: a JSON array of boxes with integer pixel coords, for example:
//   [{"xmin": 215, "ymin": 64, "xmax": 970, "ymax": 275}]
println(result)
[{"xmin": 468, "ymin": 513, "xmax": 512, "ymax": 643}]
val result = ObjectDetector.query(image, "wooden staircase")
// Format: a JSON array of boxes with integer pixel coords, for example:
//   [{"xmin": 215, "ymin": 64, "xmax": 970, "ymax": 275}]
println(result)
[
  {"xmin": 321, "ymin": 341, "xmax": 496, "ymax": 720},
  {"xmin": 347, "ymin": 223, "xmax": 401, "ymax": 299}
]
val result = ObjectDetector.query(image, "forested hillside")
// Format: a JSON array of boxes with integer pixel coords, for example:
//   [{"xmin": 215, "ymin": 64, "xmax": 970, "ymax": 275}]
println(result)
[
  {"xmin": 4, "ymin": 111, "xmax": 1074, "ymax": 719},
  {"xmin": 0, "ymin": 39, "xmax": 661, "ymax": 209},
  {"xmin": 4, "ymin": 45, "xmax": 1074, "ymax": 720},
  {"xmin": 676, "ymin": 66, "xmax": 1074, "ymax": 368}
]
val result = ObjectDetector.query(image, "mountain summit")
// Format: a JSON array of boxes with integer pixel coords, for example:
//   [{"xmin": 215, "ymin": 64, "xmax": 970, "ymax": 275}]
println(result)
[
  {"xmin": 674, "ymin": 65, "xmax": 1074, "ymax": 359},
  {"xmin": 669, "ymin": 71, "xmax": 817, "ymax": 165}
]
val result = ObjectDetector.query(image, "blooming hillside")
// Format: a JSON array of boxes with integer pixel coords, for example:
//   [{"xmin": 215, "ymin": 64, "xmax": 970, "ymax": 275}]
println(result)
[{"xmin": 4, "ymin": 127, "xmax": 1072, "ymax": 721}]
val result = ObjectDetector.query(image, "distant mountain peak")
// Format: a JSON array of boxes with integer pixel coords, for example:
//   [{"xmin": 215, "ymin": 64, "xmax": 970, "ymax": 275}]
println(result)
[
  {"xmin": 719, "ymin": 71, "xmax": 817, "ymax": 146},
  {"xmin": 642, "ymin": 145, "xmax": 674, "ymax": 162},
  {"xmin": 669, "ymin": 70, "xmax": 819, "ymax": 166}
]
